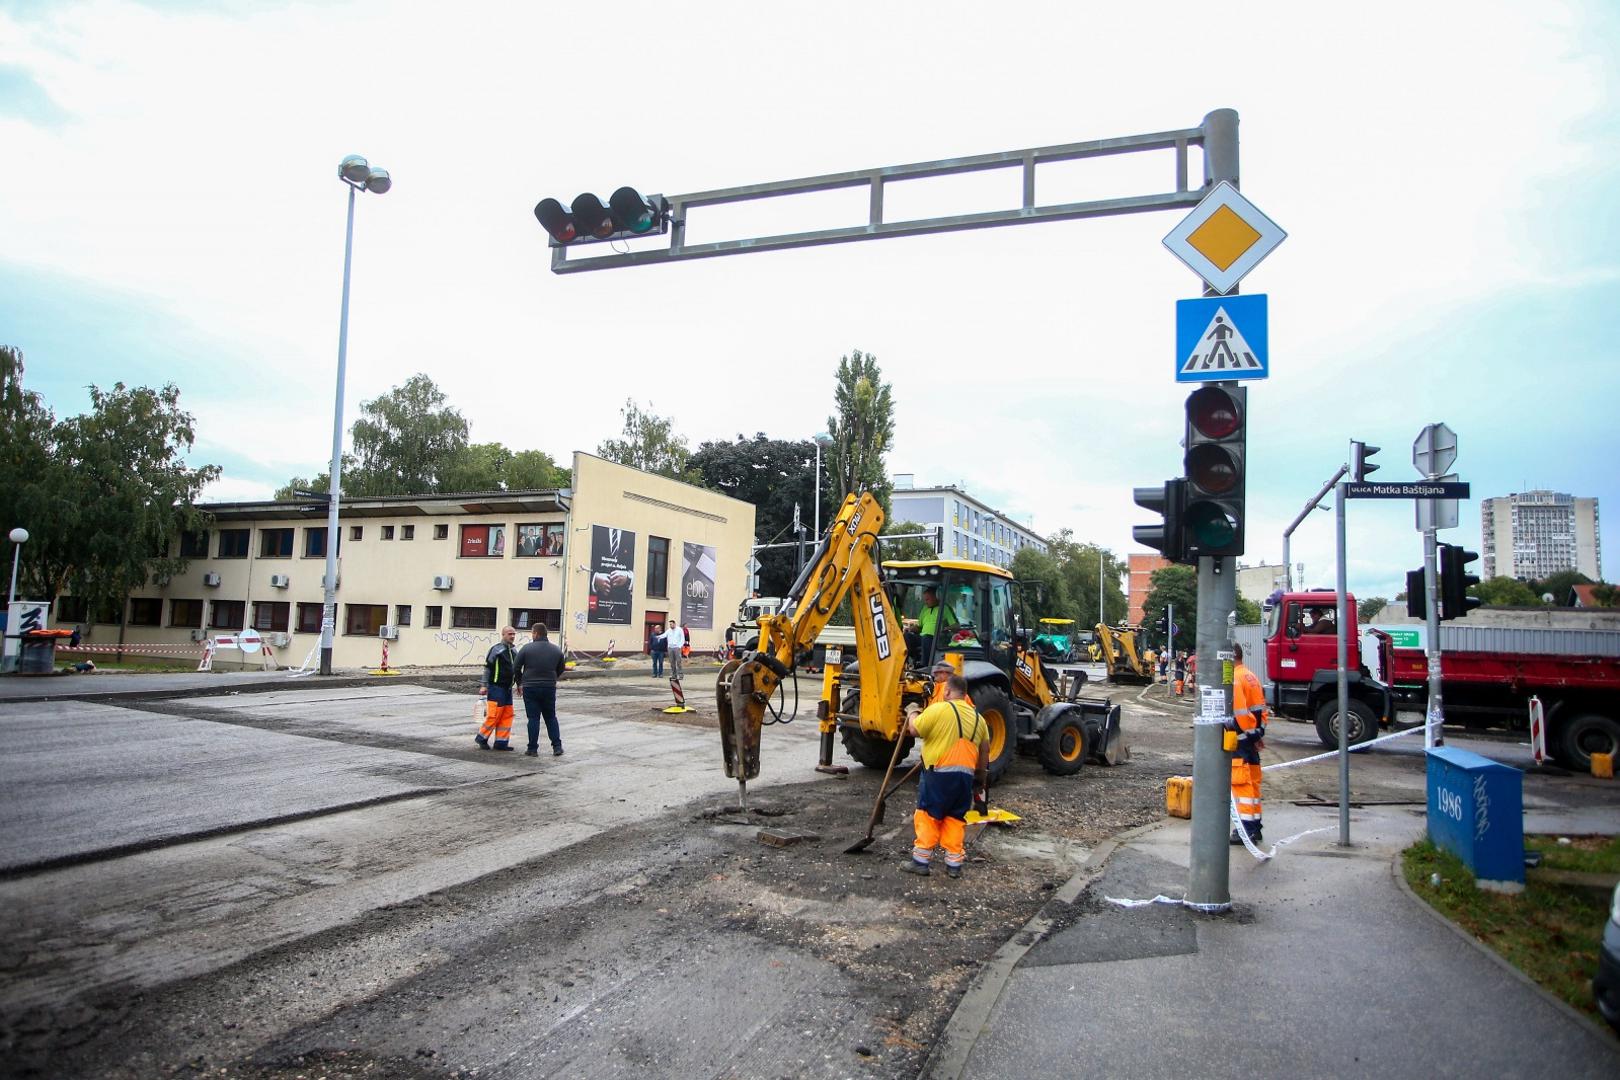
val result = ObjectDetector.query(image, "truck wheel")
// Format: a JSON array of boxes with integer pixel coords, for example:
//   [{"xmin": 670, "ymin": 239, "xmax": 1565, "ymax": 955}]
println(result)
[
  {"xmin": 1313, "ymin": 699, "xmax": 1377, "ymax": 749},
  {"xmin": 1558, "ymin": 713, "xmax": 1620, "ymax": 772},
  {"xmin": 1037, "ymin": 711, "xmax": 1087, "ymax": 776},
  {"xmin": 837, "ymin": 691, "xmax": 911, "ymax": 769},
  {"xmin": 972, "ymin": 686, "xmax": 1017, "ymax": 785}
]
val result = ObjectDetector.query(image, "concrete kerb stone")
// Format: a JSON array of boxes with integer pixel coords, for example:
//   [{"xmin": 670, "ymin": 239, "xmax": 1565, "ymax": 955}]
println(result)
[
  {"xmin": 922, "ymin": 817, "xmax": 1172, "ymax": 1080},
  {"xmin": 1391, "ymin": 847, "xmax": 1620, "ymax": 1047}
]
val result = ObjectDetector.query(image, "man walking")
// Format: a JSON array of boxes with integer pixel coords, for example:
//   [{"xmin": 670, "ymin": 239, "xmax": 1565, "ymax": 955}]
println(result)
[
  {"xmin": 1229, "ymin": 642, "xmax": 1267, "ymax": 845},
  {"xmin": 664, "ymin": 619, "xmax": 686, "ymax": 682},
  {"xmin": 902, "ymin": 675, "xmax": 989, "ymax": 879},
  {"xmin": 475, "ymin": 626, "xmax": 519, "ymax": 751},
  {"xmin": 516, "ymin": 623, "xmax": 568, "ymax": 757}
]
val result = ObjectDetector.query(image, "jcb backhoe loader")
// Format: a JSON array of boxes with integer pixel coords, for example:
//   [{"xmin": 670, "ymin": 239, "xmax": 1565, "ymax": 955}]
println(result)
[{"xmin": 1093, "ymin": 622, "xmax": 1153, "ymax": 684}]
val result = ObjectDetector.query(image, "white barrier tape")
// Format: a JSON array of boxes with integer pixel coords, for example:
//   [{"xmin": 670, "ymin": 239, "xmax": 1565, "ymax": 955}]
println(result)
[
  {"xmin": 1260, "ymin": 721, "xmax": 1435, "ymax": 773},
  {"xmin": 1104, "ymin": 894, "xmax": 1232, "ymax": 914},
  {"xmin": 1228, "ymin": 792, "xmax": 1334, "ymax": 861}
]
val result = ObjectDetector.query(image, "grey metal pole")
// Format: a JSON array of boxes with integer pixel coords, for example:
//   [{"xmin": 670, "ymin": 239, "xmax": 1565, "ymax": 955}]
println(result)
[
  {"xmin": 1282, "ymin": 535, "xmax": 1289, "ymax": 592},
  {"xmin": 1098, "ymin": 551, "xmax": 1104, "ymax": 626},
  {"xmin": 1186, "ymin": 106, "xmax": 1240, "ymax": 913},
  {"xmin": 813, "ymin": 442, "xmax": 822, "ymax": 541},
  {"xmin": 1335, "ymin": 478, "xmax": 1351, "ymax": 845},
  {"xmin": 1422, "ymin": 528, "xmax": 1445, "ymax": 749},
  {"xmin": 8, "ymin": 543, "xmax": 20, "ymax": 607},
  {"xmin": 1282, "ymin": 467, "xmax": 1348, "ymax": 594},
  {"xmin": 1167, "ymin": 602, "xmax": 1174, "ymax": 659},
  {"xmin": 320, "ymin": 182, "xmax": 357, "ymax": 676}
]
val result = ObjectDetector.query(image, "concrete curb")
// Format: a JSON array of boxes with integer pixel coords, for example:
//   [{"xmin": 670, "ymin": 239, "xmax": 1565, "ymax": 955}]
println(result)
[
  {"xmin": 1392, "ymin": 848, "xmax": 1620, "ymax": 1048},
  {"xmin": 922, "ymin": 817, "xmax": 1171, "ymax": 1080}
]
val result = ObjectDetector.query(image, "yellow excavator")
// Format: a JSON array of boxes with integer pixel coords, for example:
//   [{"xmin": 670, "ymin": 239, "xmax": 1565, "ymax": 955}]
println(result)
[
  {"xmin": 1093, "ymin": 622, "xmax": 1153, "ymax": 684},
  {"xmin": 717, "ymin": 491, "xmax": 1121, "ymax": 808}
]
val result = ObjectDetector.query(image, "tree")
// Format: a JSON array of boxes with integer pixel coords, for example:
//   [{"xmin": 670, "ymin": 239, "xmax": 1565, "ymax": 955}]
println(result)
[
  {"xmin": 1142, "ymin": 564, "xmax": 1197, "ymax": 653},
  {"xmin": 825, "ymin": 349, "xmax": 895, "ymax": 515},
  {"xmin": 1530, "ymin": 570, "xmax": 1592, "ymax": 607},
  {"xmin": 1047, "ymin": 530, "xmax": 1127, "ymax": 628},
  {"xmin": 438, "ymin": 442, "xmax": 510, "ymax": 492},
  {"xmin": 0, "ymin": 347, "xmax": 65, "ymax": 594},
  {"xmin": 1357, "ymin": 596, "xmax": 1388, "ymax": 623},
  {"xmin": 346, "ymin": 374, "xmax": 470, "ymax": 496},
  {"xmin": 505, "ymin": 449, "xmax": 570, "ymax": 490},
  {"xmin": 1472, "ymin": 576, "xmax": 1540, "ymax": 607},
  {"xmin": 881, "ymin": 520, "xmax": 938, "ymax": 562},
  {"xmin": 1011, "ymin": 547, "xmax": 1073, "ymax": 626},
  {"xmin": 597, "ymin": 398, "xmax": 693, "ymax": 480},
  {"xmin": 688, "ymin": 434, "xmax": 816, "ymax": 596},
  {"xmin": 1236, "ymin": 596, "xmax": 1263, "ymax": 625}
]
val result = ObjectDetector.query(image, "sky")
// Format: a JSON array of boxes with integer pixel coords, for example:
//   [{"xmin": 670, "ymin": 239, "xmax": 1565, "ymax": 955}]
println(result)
[{"xmin": 2, "ymin": 0, "xmax": 1617, "ymax": 603}]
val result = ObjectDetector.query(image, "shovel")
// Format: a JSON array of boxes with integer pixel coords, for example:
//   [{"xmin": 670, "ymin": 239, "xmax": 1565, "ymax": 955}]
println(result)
[{"xmin": 844, "ymin": 733, "xmax": 921, "ymax": 854}]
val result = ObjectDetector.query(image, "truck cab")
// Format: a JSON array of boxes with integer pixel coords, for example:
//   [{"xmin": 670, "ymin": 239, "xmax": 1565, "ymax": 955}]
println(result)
[{"xmin": 1264, "ymin": 590, "xmax": 1393, "ymax": 747}]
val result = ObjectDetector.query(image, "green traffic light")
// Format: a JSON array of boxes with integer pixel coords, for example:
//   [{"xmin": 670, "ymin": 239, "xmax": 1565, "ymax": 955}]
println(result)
[{"xmin": 1185, "ymin": 501, "xmax": 1238, "ymax": 550}]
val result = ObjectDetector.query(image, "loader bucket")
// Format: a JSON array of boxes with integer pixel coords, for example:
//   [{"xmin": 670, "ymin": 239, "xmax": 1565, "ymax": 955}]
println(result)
[{"xmin": 1079, "ymin": 699, "xmax": 1125, "ymax": 766}]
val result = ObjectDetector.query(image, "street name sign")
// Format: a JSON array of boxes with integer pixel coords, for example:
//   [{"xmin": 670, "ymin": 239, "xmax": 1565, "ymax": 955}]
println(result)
[
  {"xmin": 1345, "ymin": 481, "xmax": 1470, "ymax": 500},
  {"xmin": 1176, "ymin": 294, "xmax": 1268, "ymax": 381},
  {"xmin": 1162, "ymin": 181, "xmax": 1287, "ymax": 295}
]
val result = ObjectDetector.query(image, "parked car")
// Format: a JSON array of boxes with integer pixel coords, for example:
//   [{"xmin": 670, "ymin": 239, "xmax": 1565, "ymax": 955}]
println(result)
[{"xmin": 1596, "ymin": 881, "xmax": 1620, "ymax": 1033}]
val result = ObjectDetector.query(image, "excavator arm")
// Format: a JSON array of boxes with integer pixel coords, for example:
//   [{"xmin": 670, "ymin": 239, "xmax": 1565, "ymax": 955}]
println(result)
[{"xmin": 716, "ymin": 491, "xmax": 908, "ymax": 807}]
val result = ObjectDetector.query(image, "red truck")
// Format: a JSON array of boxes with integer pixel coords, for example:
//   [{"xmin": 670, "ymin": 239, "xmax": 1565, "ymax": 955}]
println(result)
[{"xmin": 1262, "ymin": 590, "xmax": 1620, "ymax": 770}]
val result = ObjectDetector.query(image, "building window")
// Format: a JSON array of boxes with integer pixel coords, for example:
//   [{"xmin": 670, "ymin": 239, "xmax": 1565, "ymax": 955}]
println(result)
[
  {"xmin": 395, "ymin": 604, "xmax": 412, "ymax": 627},
  {"xmin": 56, "ymin": 596, "xmax": 89, "ymax": 623},
  {"xmin": 402, "ymin": 525, "xmax": 416, "ymax": 540},
  {"xmin": 451, "ymin": 606, "xmax": 497, "ymax": 629},
  {"xmin": 350, "ymin": 525, "xmax": 364, "ymax": 541},
  {"xmin": 647, "ymin": 536, "xmax": 670, "ymax": 598},
  {"xmin": 515, "ymin": 523, "xmax": 565, "ymax": 557},
  {"xmin": 209, "ymin": 599, "xmax": 245, "ymax": 629},
  {"xmin": 260, "ymin": 528, "xmax": 294, "ymax": 558},
  {"xmin": 511, "ymin": 608, "xmax": 560, "ymax": 631},
  {"xmin": 381, "ymin": 525, "xmax": 395, "ymax": 541},
  {"xmin": 345, "ymin": 604, "xmax": 388, "ymax": 636},
  {"xmin": 296, "ymin": 603, "xmax": 325, "ymax": 634},
  {"xmin": 170, "ymin": 598, "xmax": 204, "ymax": 627},
  {"xmin": 217, "ymin": 529, "xmax": 250, "ymax": 558},
  {"xmin": 433, "ymin": 524, "xmax": 449, "ymax": 540},
  {"xmin": 128, "ymin": 598, "xmax": 162, "ymax": 626},
  {"xmin": 179, "ymin": 530, "xmax": 209, "ymax": 557},
  {"xmin": 425, "ymin": 605, "xmax": 443, "ymax": 628},
  {"xmin": 459, "ymin": 524, "xmax": 507, "ymax": 558},
  {"xmin": 253, "ymin": 601, "xmax": 290, "ymax": 632},
  {"xmin": 304, "ymin": 527, "xmax": 328, "ymax": 558}
]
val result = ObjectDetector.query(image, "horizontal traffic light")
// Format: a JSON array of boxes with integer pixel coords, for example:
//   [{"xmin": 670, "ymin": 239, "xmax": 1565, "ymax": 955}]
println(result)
[
  {"xmin": 533, "ymin": 187, "xmax": 669, "ymax": 246},
  {"xmin": 1132, "ymin": 479, "xmax": 1187, "ymax": 565}
]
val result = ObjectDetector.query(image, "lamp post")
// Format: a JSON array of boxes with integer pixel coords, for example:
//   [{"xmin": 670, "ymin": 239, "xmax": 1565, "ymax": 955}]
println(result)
[
  {"xmin": 7, "ymin": 527, "xmax": 27, "ymax": 606},
  {"xmin": 320, "ymin": 155, "xmax": 391, "ymax": 676},
  {"xmin": 812, "ymin": 432, "xmax": 833, "ymax": 540}
]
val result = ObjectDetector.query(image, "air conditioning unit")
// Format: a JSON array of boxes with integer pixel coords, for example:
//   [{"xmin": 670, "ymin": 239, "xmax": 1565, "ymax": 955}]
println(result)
[
  {"xmin": 190, "ymin": 628, "xmax": 208, "ymax": 642},
  {"xmin": 378, "ymin": 625, "xmax": 400, "ymax": 640},
  {"xmin": 267, "ymin": 632, "xmax": 290, "ymax": 647},
  {"xmin": 269, "ymin": 574, "xmax": 290, "ymax": 589},
  {"xmin": 202, "ymin": 572, "xmax": 222, "ymax": 587},
  {"xmin": 432, "ymin": 575, "xmax": 454, "ymax": 590}
]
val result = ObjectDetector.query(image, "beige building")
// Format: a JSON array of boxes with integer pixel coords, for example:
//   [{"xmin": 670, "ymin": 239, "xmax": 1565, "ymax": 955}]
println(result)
[
  {"xmin": 1481, "ymin": 490, "xmax": 1601, "ymax": 581},
  {"xmin": 53, "ymin": 453, "xmax": 754, "ymax": 669},
  {"xmin": 1237, "ymin": 562, "xmax": 1287, "ymax": 608}
]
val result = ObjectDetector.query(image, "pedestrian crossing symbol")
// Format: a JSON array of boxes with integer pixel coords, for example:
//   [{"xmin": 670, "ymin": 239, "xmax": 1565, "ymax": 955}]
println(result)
[{"xmin": 1174, "ymin": 293, "xmax": 1268, "ymax": 382}]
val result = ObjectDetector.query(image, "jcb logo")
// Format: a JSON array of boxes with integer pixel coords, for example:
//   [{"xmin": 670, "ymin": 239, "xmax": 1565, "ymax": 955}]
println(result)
[
  {"xmin": 868, "ymin": 592, "xmax": 891, "ymax": 660},
  {"xmin": 847, "ymin": 505, "xmax": 865, "ymax": 538},
  {"xmin": 1016, "ymin": 656, "xmax": 1034, "ymax": 681}
]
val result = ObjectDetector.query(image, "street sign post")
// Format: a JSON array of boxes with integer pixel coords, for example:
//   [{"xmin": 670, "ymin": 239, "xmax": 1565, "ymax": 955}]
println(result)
[
  {"xmin": 1416, "ymin": 473, "xmax": 1460, "ymax": 531},
  {"xmin": 1175, "ymin": 294, "xmax": 1268, "ymax": 381},
  {"xmin": 1162, "ymin": 181, "xmax": 1287, "ymax": 295}
]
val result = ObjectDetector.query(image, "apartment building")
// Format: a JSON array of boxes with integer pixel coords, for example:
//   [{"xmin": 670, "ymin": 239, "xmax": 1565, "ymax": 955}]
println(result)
[
  {"xmin": 889, "ymin": 475, "xmax": 1047, "ymax": 569},
  {"xmin": 1480, "ymin": 490, "xmax": 1601, "ymax": 581}
]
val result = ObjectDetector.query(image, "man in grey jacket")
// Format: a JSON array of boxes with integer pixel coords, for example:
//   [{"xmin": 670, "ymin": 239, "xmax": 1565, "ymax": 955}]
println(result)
[{"xmin": 516, "ymin": 623, "xmax": 569, "ymax": 757}]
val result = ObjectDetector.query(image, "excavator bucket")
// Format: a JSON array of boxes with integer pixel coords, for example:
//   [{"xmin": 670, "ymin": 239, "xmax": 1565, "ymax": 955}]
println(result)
[{"xmin": 1082, "ymin": 699, "xmax": 1126, "ymax": 765}]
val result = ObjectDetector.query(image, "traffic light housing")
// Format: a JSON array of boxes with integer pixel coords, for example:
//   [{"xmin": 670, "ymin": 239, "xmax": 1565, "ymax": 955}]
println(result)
[
  {"xmin": 1351, "ymin": 440, "xmax": 1381, "ymax": 482},
  {"xmin": 1406, "ymin": 568, "xmax": 1427, "ymax": 619},
  {"xmin": 534, "ymin": 187, "xmax": 669, "ymax": 246},
  {"xmin": 1133, "ymin": 479, "xmax": 1187, "ymax": 565},
  {"xmin": 1439, "ymin": 544, "xmax": 1481, "ymax": 621},
  {"xmin": 1182, "ymin": 385, "xmax": 1246, "ymax": 558}
]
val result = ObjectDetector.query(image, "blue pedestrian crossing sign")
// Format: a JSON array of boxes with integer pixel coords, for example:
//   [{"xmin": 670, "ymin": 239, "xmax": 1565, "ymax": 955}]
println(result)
[{"xmin": 1175, "ymin": 294, "xmax": 1268, "ymax": 382}]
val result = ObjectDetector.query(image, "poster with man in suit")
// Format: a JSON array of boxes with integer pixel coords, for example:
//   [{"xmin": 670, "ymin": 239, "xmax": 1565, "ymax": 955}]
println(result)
[
  {"xmin": 588, "ymin": 525, "xmax": 636, "ymax": 625},
  {"xmin": 680, "ymin": 542, "xmax": 716, "ymax": 630}
]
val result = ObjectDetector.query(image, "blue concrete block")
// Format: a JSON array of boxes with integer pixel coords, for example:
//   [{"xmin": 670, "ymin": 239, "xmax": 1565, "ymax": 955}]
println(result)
[{"xmin": 1426, "ymin": 747, "xmax": 1524, "ymax": 890}]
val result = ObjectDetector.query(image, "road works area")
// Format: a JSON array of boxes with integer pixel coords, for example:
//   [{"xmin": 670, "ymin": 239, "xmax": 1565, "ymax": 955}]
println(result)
[{"xmin": 1, "ymin": 667, "xmax": 1613, "ymax": 1078}]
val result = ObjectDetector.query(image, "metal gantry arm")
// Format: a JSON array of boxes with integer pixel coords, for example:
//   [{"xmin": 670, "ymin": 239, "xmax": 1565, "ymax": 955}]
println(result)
[{"xmin": 549, "ymin": 116, "xmax": 1230, "ymax": 274}]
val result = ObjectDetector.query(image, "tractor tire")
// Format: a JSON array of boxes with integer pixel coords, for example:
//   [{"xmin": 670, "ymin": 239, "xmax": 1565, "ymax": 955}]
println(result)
[
  {"xmin": 837, "ymin": 690, "xmax": 911, "ymax": 769},
  {"xmin": 1313, "ymin": 698, "xmax": 1378, "ymax": 749},
  {"xmin": 1558, "ymin": 712, "xmax": 1620, "ymax": 773},
  {"xmin": 1037, "ymin": 710, "xmax": 1087, "ymax": 776},
  {"xmin": 972, "ymin": 686, "xmax": 1017, "ymax": 785}
]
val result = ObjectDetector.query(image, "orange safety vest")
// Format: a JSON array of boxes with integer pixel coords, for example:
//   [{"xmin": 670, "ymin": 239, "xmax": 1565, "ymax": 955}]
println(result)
[
  {"xmin": 1232, "ymin": 663, "xmax": 1266, "ymax": 732},
  {"xmin": 931, "ymin": 701, "xmax": 985, "ymax": 775}
]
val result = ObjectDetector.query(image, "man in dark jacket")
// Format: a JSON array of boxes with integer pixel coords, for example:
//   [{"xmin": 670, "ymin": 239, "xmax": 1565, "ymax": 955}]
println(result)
[
  {"xmin": 475, "ymin": 626, "xmax": 518, "ymax": 751},
  {"xmin": 516, "ymin": 624, "xmax": 569, "ymax": 757}
]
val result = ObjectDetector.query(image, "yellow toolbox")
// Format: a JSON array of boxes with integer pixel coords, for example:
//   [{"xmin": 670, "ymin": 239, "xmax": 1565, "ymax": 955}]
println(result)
[
  {"xmin": 1166, "ymin": 776, "xmax": 1193, "ymax": 819},
  {"xmin": 1594, "ymin": 752, "xmax": 1615, "ymax": 779}
]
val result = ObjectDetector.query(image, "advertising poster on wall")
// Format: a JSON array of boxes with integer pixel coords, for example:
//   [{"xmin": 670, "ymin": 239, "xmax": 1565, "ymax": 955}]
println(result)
[
  {"xmin": 680, "ymin": 542, "xmax": 717, "ymax": 629},
  {"xmin": 588, "ymin": 525, "xmax": 636, "ymax": 625},
  {"xmin": 516, "ymin": 523, "xmax": 565, "ymax": 557}
]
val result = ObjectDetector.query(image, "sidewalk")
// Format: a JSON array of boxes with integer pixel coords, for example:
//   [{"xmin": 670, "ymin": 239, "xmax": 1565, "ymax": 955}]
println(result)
[{"xmin": 942, "ymin": 801, "xmax": 1620, "ymax": 1080}]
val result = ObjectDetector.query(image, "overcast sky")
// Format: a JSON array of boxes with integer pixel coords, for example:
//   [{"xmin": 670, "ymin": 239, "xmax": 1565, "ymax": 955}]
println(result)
[{"xmin": 3, "ymin": 0, "xmax": 1616, "ymax": 602}]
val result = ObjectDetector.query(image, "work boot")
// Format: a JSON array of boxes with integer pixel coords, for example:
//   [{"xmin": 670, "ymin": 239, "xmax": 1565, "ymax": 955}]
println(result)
[
  {"xmin": 945, "ymin": 864, "xmax": 962, "ymax": 880},
  {"xmin": 552, "ymin": 746, "xmax": 564, "ymax": 757},
  {"xmin": 474, "ymin": 734, "xmax": 489, "ymax": 750},
  {"xmin": 1247, "ymin": 820, "xmax": 1264, "ymax": 845},
  {"xmin": 492, "ymin": 742, "xmax": 514, "ymax": 752},
  {"xmin": 524, "ymin": 748, "xmax": 538, "ymax": 757},
  {"xmin": 901, "ymin": 860, "xmax": 931, "ymax": 877},
  {"xmin": 1230, "ymin": 830, "xmax": 1246, "ymax": 846}
]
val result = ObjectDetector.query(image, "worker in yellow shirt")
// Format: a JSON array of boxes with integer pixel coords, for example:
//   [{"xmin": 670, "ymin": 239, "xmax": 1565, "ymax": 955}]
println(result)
[
  {"xmin": 902, "ymin": 674, "xmax": 989, "ymax": 879},
  {"xmin": 1229, "ymin": 642, "xmax": 1267, "ymax": 845}
]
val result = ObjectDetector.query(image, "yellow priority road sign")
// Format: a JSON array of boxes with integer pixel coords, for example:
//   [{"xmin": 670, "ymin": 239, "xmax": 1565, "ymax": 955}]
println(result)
[{"xmin": 1162, "ymin": 181, "xmax": 1287, "ymax": 295}]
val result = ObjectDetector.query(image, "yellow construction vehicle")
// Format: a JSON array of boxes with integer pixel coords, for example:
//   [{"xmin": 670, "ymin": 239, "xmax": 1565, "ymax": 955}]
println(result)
[
  {"xmin": 1093, "ymin": 623, "xmax": 1152, "ymax": 684},
  {"xmin": 717, "ymin": 491, "xmax": 1121, "ymax": 807}
]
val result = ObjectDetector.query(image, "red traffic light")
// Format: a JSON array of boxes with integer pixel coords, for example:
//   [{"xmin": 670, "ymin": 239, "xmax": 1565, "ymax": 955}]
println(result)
[
  {"xmin": 533, "ymin": 198, "xmax": 576, "ymax": 244},
  {"xmin": 1187, "ymin": 386, "xmax": 1241, "ymax": 439},
  {"xmin": 534, "ymin": 187, "xmax": 668, "ymax": 246},
  {"xmin": 571, "ymin": 193, "xmax": 615, "ymax": 239}
]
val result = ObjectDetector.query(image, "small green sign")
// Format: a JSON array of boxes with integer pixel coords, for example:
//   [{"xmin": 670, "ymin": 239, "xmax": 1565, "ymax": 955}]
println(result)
[{"xmin": 1378, "ymin": 627, "xmax": 1422, "ymax": 649}]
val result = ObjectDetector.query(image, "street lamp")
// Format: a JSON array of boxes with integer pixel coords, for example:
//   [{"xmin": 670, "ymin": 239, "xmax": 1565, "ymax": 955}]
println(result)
[
  {"xmin": 812, "ymin": 432, "xmax": 833, "ymax": 540},
  {"xmin": 320, "ymin": 155, "xmax": 391, "ymax": 675},
  {"xmin": 7, "ymin": 527, "xmax": 27, "ymax": 606}
]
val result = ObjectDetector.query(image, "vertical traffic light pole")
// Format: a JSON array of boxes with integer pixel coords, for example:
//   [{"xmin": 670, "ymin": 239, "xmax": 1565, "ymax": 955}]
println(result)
[
  {"xmin": 1334, "ymin": 470, "xmax": 1352, "ymax": 845},
  {"xmin": 1422, "ymin": 527, "xmax": 1445, "ymax": 750},
  {"xmin": 1185, "ymin": 108, "xmax": 1240, "ymax": 913}
]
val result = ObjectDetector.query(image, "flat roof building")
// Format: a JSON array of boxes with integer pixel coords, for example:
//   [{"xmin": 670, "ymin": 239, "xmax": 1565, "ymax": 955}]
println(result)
[
  {"xmin": 889, "ymin": 475, "xmax": 1046, "ymax": 570},
  {"xmin": 1481, "ymin": 490, "xmax": 1601, "ymax": 581}
]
